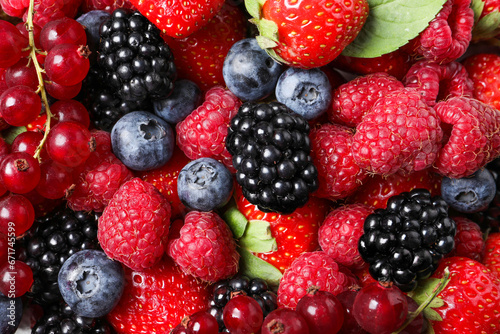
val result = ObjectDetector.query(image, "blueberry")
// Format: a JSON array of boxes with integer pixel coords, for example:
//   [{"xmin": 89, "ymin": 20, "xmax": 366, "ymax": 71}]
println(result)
[
  {"xmin": 76, "ymin": 10, "xmax": 111, "ymax": 62},
  {"xmin": 0, "ymin": 295, "xmax": 22, "ymax": 334},
  {"xmin": 58, "ymin": 250, "xmax": 124, "ymax": 318},
  {"xmin": 111, "ymin": 111, "xmax": 175, "ymax": 171},
  {"xmin": 275, "ymin": 67, "xmax": 332, "ymax": 120},
  {"xmin": 153, "ymin": 79, "xmax": 202, "ymax": 124},
  {"xmin": 441, "ymin": 168, "xmax": 497, "ymax": 213},
  {"xmin": 177, "ymin": 157, "xmax": 234, "ymax": 212},
  {"xmin": 223, "ymin": 38, "xmax": 284, "ymax": 102}
]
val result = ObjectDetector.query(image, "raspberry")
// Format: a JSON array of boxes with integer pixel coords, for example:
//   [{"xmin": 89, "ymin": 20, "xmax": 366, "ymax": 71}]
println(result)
[
  {"xmin": 80, "ymin": 0, "xmax": 135, "ymax": 14},
  {"xmin": 434, "ymin": 96, "xmax": 500, "ymax": 178},
  {"xmin": 277, "ymin": 251, "xmax": 358, "ymax": 309},
  {"xmin": 97, "ymin": 177, "xmax": 171, "ymax": 271},
  {"xmin": 408, "ymin": 0, "xmax": 474, "ymax": 63},
  {"xmin": 352, "ymin": 88, "xmax": 443, "ymax": 176},
  {"xmin": 447, "ymin": 216, "xmax": 485, "ymax": 262},
  {"xmin": 309, "ymin": 123, "xmax": 367, "ymax": 200},
  {"xmin": 404, "ymin": 60, "xmax": 474, "ymax": 107},
  {"xmin": 329, "ymin": 72, "xmax": 404, "ymax": 127},
  {"xmin": 318, "ymin": 204, "xmax": 373, "ymax": 270},
  {"xmin": 167, "ymin": 211, "xmax": 239, "ymax": 283},
  {"xmin": 176, "ymin": 86, "xmax": 242, "ymax": 172}
]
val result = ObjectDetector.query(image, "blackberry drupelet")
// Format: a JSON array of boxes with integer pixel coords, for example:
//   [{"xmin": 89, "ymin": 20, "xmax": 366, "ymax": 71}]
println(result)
[
  {"xmin": 18, "ymin": 207, "xmax": 100, "ymax": 305},
  {"xmin": 32, "ymin": 301, "xmax": 115, "ymax": 334},
  {"xmin": 226, "ymin": 101, "xmax": 319, "ymax": 214},
  {"xmin": 98, "ymin": 9, "xmax": 176, "ymax": 102},
  {"xmin": 358, "ymin": 188, "xmax": 456, "ymax": 292},
  {"xmin": 208, "ymin": 275, "xmax": 278, "ymax": 333}
]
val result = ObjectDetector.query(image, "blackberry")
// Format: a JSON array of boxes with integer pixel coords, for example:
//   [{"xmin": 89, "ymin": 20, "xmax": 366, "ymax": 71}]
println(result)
[
  {"xmin": 207, "ymin": 275, "xmax": 278, "ymax": 333},
  {"xmin": 32, "ymin": 301, "xmax": 115, "ymax": 334},
  {"xmin": 358, "ymin": 188, "xmax": 456, "ymax": 292},
  {"xmin": 17, "ymin": 207, "xmax": 100, "ymax": 305},
  {"xmin": 97, "ymin": 9, "xmax": 176, "ymax": 102},
  {"xmin": 226, "ymin": 101, "xmax": 319, "ymax": 214}
]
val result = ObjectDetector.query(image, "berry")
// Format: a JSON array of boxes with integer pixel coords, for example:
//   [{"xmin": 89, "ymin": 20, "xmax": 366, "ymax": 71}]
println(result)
[
  {"xmin": 275, "ymin": 67, "xmax": 332, "ymax": 120},
  {"xmin": 153, "ymin": 79, "xmax": 202, "ymax": 124},
  {"xmin": 179, "ymin": 311, "xmax": 219, "ymax": 334},
  {"xmin": 167, "ymin": 210, "xmax": 240, "ymax": 283},
  {"xmin": 45, "ymin": 79, "xmax": 82, "ymax": 100},
  {"xmin": 447, "ymin": 216, "xmax": 485, "ymax": 262},
  {"xmin": 111, "ymin": 111, "xmax": 175, "ymax": 171},
  {"xmin": 226, "ymin": 101, "xmax": 318, "ymax": 213},
  {"xmin": 80, "ymin": 0, "xmax": 134, "ymax": 14},
  {"xmin": 0, "ymin": 260, "xmax": 34, "ymax": 297},
  {"xmin": 0, "ymin": 193, "xmax": 35, "ymax": 236},
  {"xmin": 318, "ymin": 204, "xmax": 373, "ymax": 270},
  {"xmin": 36, "ymin": 160, "xmax": 74, "ymax": 200},
  {"xmin": 277, "ymin": 251, "xmax": 358, "ymax": 309},
  {"xmin": 0, "ymin": 20, "xmax": 28, "ymax": 68},
  {"xmin": 261, "ymin": 308, "xmax": 310, "ymax": 334},
  {"xmin": 5, "ymin": 58, "xmax": 38, "ymax": 91},
  {"xmin": 39, "ymin": 17, "xmax": 87, "ymax": 51},
  {"xmin": 483, "ymin": 232, "xmax": 500, "ymax": 278},
  {"xmin": 223, "ymin": 294, "xmax": 264, "ymax": 334},
  {"xmin": 97, "ymin": 177, "xmax": 171, "ymax": 271},
  {"xmin": 463, "ymin": 53, "xmax": 500, "ymax": 110},
  {"xmin": 50, "ymin": 99, "xmax": 91, "ymax": 128},
  {"xmin": 335, "ymin": 289, "xmax": 367, "ymax": 334},
  {"xmin": 441, "ymin": 167, "xmax": 496, "ymax": 213},
  {"xmin": 0, "ymin": 151, "xmax": 41, "ymax": 194},
  {"xmin": 58, "ymin": 249, "xmax": 125, "ymax": 317},
  {"xmin": 76, "ymin": 10, "xmax": 111, "ymax": 58},
  {"xmin": 359, "ymin": 189, "xmax": 456, "ymax": 292},
  {"xmin": 0, "ymin": 295, "xmax": 22, "ymax": 334},
  {"xmin": 223, "ymin": 38, "xmax": 284, "ymax": 102},
  {"xmin": 44, "ymin": 44, "xmax": 90, "ymax": 86},
  {"xmin": 11, "ymin": 131, "xmax": 46, "ymax": 160},
  {"xmin": 0, "ymin": 85, "xmax": 42, "ymax": 127}
]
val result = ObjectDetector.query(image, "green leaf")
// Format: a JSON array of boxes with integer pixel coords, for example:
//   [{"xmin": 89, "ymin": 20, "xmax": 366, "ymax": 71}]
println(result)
[
  {"xmin": 239, "ymin": 237, "xmax": 278, "ymax": 253},
  {"xmin": 238, "ymin": 247, "xmax": 282, "ymax": 289},
  {"xmin": 423, "ymin": 308, "xmax": 443, "ymax": 322},
  {"xmin": 255, "ymin": 35, "xmax": 278, "ymax": 49},
  {"xmin": 471, "ymin": 0, "xmax": 486, "ymax": 24},
  {"xmin": 342, "ymin": 0, "xmax": 447, "ymax": 58},
  {"xmin": 245, "ymin": 0, "xmax": 264, "ymax": 20},
  {"xmin": 2, "ymin": 126, "xmax": 27, "ymax": 145},
  {"xmin": 256, "ymin": 18, "xmax": 279, "ymax": 42},
  {"xmin": 472, "ymin": 11, "xmax": 500, "ymax": 41},
  {"xmin": 239, "ymin": 220, "xmax": 277, "ymax": 253},
  {"xmin": 222, "ymin": 206, "xmax": 248, "ymax": 239},
  {"xmin": 409, "ymin": 277, "xmax": 446, "ymax": 306}
]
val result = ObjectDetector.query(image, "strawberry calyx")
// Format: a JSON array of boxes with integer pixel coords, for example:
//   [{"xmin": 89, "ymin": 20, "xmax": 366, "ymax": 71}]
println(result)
[{"xmin": 471, "ymin": 0, "xmax": 500, "ymax": 41}]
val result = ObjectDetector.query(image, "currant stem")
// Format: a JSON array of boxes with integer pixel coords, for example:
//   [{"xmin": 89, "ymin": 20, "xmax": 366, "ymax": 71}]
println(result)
[{"xmin": 26, "ymin": 0, "xmax": 53, "ymax": 161}]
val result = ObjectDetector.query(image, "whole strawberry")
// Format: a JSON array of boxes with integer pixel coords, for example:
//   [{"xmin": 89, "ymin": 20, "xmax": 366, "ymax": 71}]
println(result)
[
  {"xmin": 167, "ymin": 210, "xmax": 240, "ymax": 283},
  {"xmin": 248, "ymin": 0, "xmax": 369, "ymax": 68},
  {"xmin": 483, "ymin": 232, "xmax": 500, "ymax": 278},
  {"xmin": 98, "ymin": 177, "xmax": 171, "ymax": 271}
]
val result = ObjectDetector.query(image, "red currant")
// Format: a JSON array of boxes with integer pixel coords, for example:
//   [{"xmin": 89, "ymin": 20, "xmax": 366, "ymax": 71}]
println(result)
[
  {"xmin": 36, "ymin": 160, "xmax": 74, "ymax": 199},
  {"xmin": 51, "ymin": 99, "xmax": 90, "ymax": 128},
  {"xmin": 0, "ymin": 193, "xmax": 35, "ymax": 236},
  {"xmin": 11, "ymin": 131, "xmax": 49, "ymax": 162},
  {"xmin": 223, "ymin": 295, "xmax": 264, "ymax": 334},
  {"xmin": 261, "ymin": 308, "xmax": 310, "ymax": 334},
  {"xmin": 0, "ymin": 85, "xmax": 42, "ymax": 126},
  {"xmin": 171, "ymin": 326, "xmax": 192, "ymax": 334},
  {"xmin": 40, "ymin": 17, "xmax": 87, "ymax": 51},
  {"xmin": 0, "ymin": 152, "xmax": 41, "ymax": 194},
  {"xmin": 0, "ymin": 137, "xmax": 9, "ymax": 157},
  {"xmin": 16, "ymin": 22, "xmax": 42, "ymax": 49},
  {"xmin": 0, "ymin": 21, "xmax": 28, "ymax": 68},
  {"xmin": 0, "ymin": 234, "xmax": 7, "ymax": 265},
  {"xmin": 45, "ymin": 79, "xmax": 82, "ymax": 100},
  {"xmin": 44, "ymin": 44, "xmax": 90, "ymax": 86},
  {"xmin": 45, "ymin": 121, "xmax": 95, "ymax": 167},
  {"xmin": 0, "ymin": 260, "xmax": 34, "ymax": 298},
  {"xmin": 5, "ymin": 58, "xmax": 39, "ymax": 91},
  {"xmin": 336, "ymin": 290, "xmax": 367, "ymax": 334},
  {"xmin": 188, "ymin": 311, "xmax": 219, "ymax": 334}
]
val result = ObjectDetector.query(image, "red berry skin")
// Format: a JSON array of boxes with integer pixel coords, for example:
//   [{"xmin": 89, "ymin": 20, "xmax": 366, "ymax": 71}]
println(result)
[
  {"xmin": 45, "ymin": 121, "xmax": 94, "ymax": 167},
  {"xmin": 5, "ymin": 58, "xmax": 38, "ymax": 91},
  {"xmin": 296, "ymin": 289, "xmax": 344, "ymax": 334},
  {"xmin": 483, "ymin": 233, "xmax": 500, "ymax": 279},
  {"xmin": 446, "ymin": 216, "xmax": 485, "ymax": 262},
  {"xmin": 11, "ymin": 131, "xmax": 50, "ymax": 162},
  {"xmin": 50, "ymin": 99, "xmax": 90, "ymax": 128},
  {"xmin": 39, "ymin": 17, "xmax": 87, "ymax": 51},
  {"xmin": 0, "ymin": 152, "xmax": 41, "ymax": 194},
  {"xmin": 187, "ymin": 311, "xmax": 219, "ymax": 334},
  {"xmin": 261, "ymin": 308, "xmax": 310, "ymax": 334},
  {"xmin": 44, "ymin": 44, "xmax": 90, "ymax": 86},
  {"xmin": 223, "ymin": 295, "xmax": 264, "ymax": 334},
  {"xmin": 0, "ymin": 260, "xmax": 33, "ymax": 298},
  {"xmin": 0, "ymin": 193, "xmax": 35, "ymax": 236},
  {"xmin": 0, "ymin": 85, "xmax": 42, "ymax": 126},
  {"xmin": 336, "ymin": 290, "xmax": 367, "ymax": 334}
]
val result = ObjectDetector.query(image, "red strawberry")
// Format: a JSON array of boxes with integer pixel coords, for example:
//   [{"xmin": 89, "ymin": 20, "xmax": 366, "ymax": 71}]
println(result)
[
  {"xmin": 162, "ymin": 3, "xmax": 247, "ymax": 92},
  {"xmin": 248, "ymin": 0, "xmax": 369, "ymax": 68},
  {"xmin": 235, "ymin": 186, "xmax": 330, "ymax": 272},
  {"xmin": 483, "ymin": 232, "xmax": 500, "ymax": 278},
  {"xmin": 430, "ymin": 257, "xmax": 500, "ymax": 333},
  {"xmin": 462, "ymin": 53, "xmax": 500, "ymax": 110},
  {"xmin": 347, "ymin": 168, "xmax": 442, "ymax": 209},
  {"xmin": 129, "ymin": 0, "xmax": 224, "ymax": 38},
  {"xmin": 25, "ymin": 112, "xmax": 47, "ymax": 132},
  {"xmin": 107, "ymin": 256, "xmax": 212, "ymax": 333},
  {"xmin": 136, "ymin": 146, "xmax": 191, "ymax": 219}
]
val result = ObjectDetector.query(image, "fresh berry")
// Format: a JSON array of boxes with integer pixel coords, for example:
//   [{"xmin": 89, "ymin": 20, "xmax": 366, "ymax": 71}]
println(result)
[
  {"xmin": 97, "ymin": 177, "xmax": 171, "ymax": 271},
  {"xmin": 0, "ymin": 295, "xmax": 22, "ymax": 334},
  {"xmin": 39, "ymin": 17, "xmax": 87, "ymax": 51},
  {"xmin": 462, "ymin": 53, "xmax": 500, "ymax": 110},
  {"xmin": 0, "ymin": 151, "xmax": 41, "ymax": 194},
  {"xmin": 223, "ymin": 294, "xmax": 264, "ymax": 334},
  {"xmin": 277, "ymin": 251, "xmax": 358, "ymax": 309},
  {"xmin": 153, "ymin": 79, "xmax": 202, "ymax": 124},
  {"xmin": 482, "ymin": 232, "xmax": 500, "ymax": 278},
  {"xmin": 447, "ymin": 216, "xmax": 485, "ymax": 262},
  {"xmin": 167, "ymin": 210, "xmax": 239, "ymax": 283},
  {"xmin": 44, "ymin": 44, "xmax": 90, "ymax": 86},
  {"xmin": 76, "ymin": 10, "xmax": 111, "ymax": 59},
  {"xmin": 0, "ymin": 260, "xmax": 33, "ymax": 297},
  {"xmin": 0, "ymin": 193, "xmax": 34, "ymax": 236},
  {"xmin": 0, "ymin": 85, "xmax": 42, "ymax": 127},
  {"xmin": 226, "ymin": 101, "xmax": 318, "ymax": 213},
  {"xmin": 471, "ymin": 0, "xmax": 500, "ymax": 40},
  {"xmin": 358, "ymin": 188, "xmax": 456, "ymax": 292},
  {"xmin": 80, "ymin": 0, "xmax": 134, "ymax": 15},
  {"xmin": 172, "ymin": 311, "xmax": 219, "ymax": 334},
  {"xmin": 336, "ymin": 289, "xmax": 367, "ymax": 334},
  {"xmin": 261, "ymin": 308, "xmax": 310, "ymax": 334}
]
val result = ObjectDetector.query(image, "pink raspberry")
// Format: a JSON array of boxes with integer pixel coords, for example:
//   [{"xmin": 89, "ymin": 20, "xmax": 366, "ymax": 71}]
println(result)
[
  {"xmin": 318, "ymin": 204, "xmax": 373, "ymax": 270},
  {"xmin": 447, "ymin": 216, "xmax": 485, "ymax": 262},
  {"xmin": 309, "ymin": 123, "xmax": 367, "ymax": 200},
  {"xmin": 176, "ymin": 86, "xmax": 242, "ymax": 172},
  {"xmin": 98, "ymin": 177, "xmax": 171, "ymax": 271},
  {"xmin": 277, "ymin": 251, "xmax": 358, "ymax": 309},
  {"xmin": 434, "ymin": 96, "xmax": 500, "ymax": 178},
  {"xmin": 329, "ymin": 72, "xmax": 404, "ymax": 127},
  {"xmin": 167, "ymin": 211, "xmax": 239, "ymax": 283},
  {"xmin": 404, "ymin": 60, "xmax": 474, "ymax": 106},
  {"xmin": 80, "ymin": 0, "xmax": 135, "ymax": 14},
  {"xmin": 352, "ymin": 88, "xmax": 443, "ymax": 176}
]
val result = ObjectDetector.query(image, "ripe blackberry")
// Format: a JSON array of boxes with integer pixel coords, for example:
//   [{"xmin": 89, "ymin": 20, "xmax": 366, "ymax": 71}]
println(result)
[
  {"xmin": 207, "ymin": 275, "xmax": 278, "ymax": 333},
  {"xmin": 226, "ymin": 101, "xmax": 319, "ymax": 214},
  {"xmin": 358, "ymin": 188, "xmax": 456, "ymax": 292},
  {"xmin": 17, "ymin": 207, "xmax": 100, "ymax": 305},
  {"xmin": 97, "ymin": 9, "xmax": 176, "ymax": 102},
  {"xmin": 32, "ymin": 301, "xmax": 115, "ymax": 334}
]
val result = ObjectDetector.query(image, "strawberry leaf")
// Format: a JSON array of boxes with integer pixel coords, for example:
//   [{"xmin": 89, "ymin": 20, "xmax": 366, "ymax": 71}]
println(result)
[
  {"xmin": 238, "ymin": 247, "xmax": 282, "ymax": 288},
  {"xmin": 341, "ymin": 0, "xmax": 447, "ymax": 58},
  {"xmin": 2, "ymin": 126, "xmax": 27, "ymax": 144},
  {"xmin": 245, "ymin": 0, "xmax": 265, "ymax": 20},
  {"xmin": 471, "ymin": 0, "xmax": 486, "ymax": 24},
  {"xmin": 239, "ymin": 220, "xmax": 278, "ymax": 253},
  {"xmin": 472, "ymin": 11, "xmax": 500, "ymax": 41},
  {"xmin": 223, "ymin": 206, "xmax": 248, "ymax": 239}
]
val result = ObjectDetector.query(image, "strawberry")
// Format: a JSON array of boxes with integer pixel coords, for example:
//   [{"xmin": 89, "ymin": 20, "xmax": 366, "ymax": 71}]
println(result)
[
  {"xmin": 129, "ymin": 0, "xmax": 225, "ymax": 38},
  {"xmin": 136, "ymin": 146, "xmax": 191, "ymax": 219},
  {"xmin": 162, "ymin": 3, "xmax": 247, "ymax": 91},
  {"xmin": 107, "ymin": 256, "xmax": 212, "ymax": 333},
  {"xmin": 462, "ymin": 53, "xmax": 500, "ymax": 110},
  {"xmin": 347, "ymin": 168, "xmax": 442, "ymax": 209},
  {"xmin": 25, "ymin": 112, "xmax": 47, "ymax": 132},
  {"xmin": 235, "ymin": 186, "xmax": 331, "ymax": 272},
  {"xmin": 483, "ymin": 232, "xmax": 500, "ymax": 279},
  {"xmin": 430, "ymin": 257, "xmax": 500, "ymax": 333},
  {"xmin": 247, "ymin": 0, "xmax": 369, "ymax": 68},
  {"xmin": 471, "ymin": 0, "xmax": 500, "ymax": 41}
]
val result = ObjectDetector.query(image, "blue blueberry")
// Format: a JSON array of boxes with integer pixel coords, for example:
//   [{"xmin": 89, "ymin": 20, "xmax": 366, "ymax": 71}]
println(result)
[
  {"xmin": 58, "ymin": 250, "xmax": 125, "ymax": 318},
  {"xmin": 441, "ymin": 168, "xmax": 497, "ymax": 213},
  {"xmin": 177, "ymin": 157, "xmax": 234, "ymax": 212},
  {"xmin": 111, "ymin": 111, "xmax": 175, "ymax": 171},
  {"xmin": 223, "ymin": 38, "xmax": 284, "ymax": 102},
  {"xmin": 76, "ymin": 10, "xmax": 111, "ymax": 63},
  {"xmin": 153, "ymin": 80, "xmax": 202, "ymax": 124},
  {"xmin": 0, "ymin": 295, "xmax": 22, "ymax": 334},
  {"xmin": 275, "ymin": 67, "xmax": 332, "ymax": 120}
]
